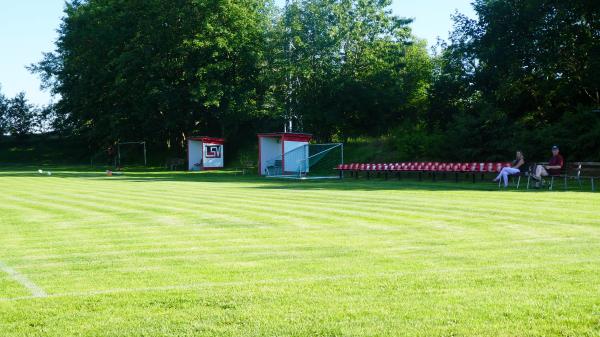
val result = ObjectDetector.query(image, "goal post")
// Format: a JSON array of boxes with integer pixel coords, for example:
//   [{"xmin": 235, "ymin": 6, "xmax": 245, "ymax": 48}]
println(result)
[
  {"xmin": 301, "ymin": 143, "xmax": 344, "ymax": 178},
  {"xmin": 266, "ymin": 143, "xmax": 343, "ymax": 179},
  {"xmin": 117, "ymin": 141, "xmax": 147, "ymax": 167}
]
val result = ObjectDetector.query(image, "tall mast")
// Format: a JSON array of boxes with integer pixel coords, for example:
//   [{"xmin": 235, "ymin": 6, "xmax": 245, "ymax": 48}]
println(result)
[{"xmin": 284, "ymin": 0, "xmax": 294, "ymax": 132}]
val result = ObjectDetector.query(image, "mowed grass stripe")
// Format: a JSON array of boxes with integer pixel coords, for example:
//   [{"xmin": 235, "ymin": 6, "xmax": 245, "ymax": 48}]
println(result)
[
  {"xmin": 2, "ymin": 181, "xmax": 596, "ymax": 266},
  {"xmin": 2, "ymin": 186, "xmax": 596, "ymax": 270},
  {"xmin": 3, "ymin": 258, "xmax": 600, "ymax": 303},
  {"xmin": 3, "ymin": 173, "xmax": 594, "ymax": 208},
  {"xmin": 10, "ymin": 176, "xmax": 600, "ymax": 217},
  {"xmin": 1, "ymin": 170, "xmax": 600, "ymax": 336},
  {"xmin": 4, "ymin": 176, "xmax": 600, "ymax": 230},
  {"xmin": 4, "ymin": 182, "xmax": 599, "ymax": 238}
]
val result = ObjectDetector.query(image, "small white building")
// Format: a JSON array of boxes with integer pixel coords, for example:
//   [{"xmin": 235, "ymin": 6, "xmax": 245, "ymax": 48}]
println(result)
[
  {"xmin": 187, "ymin": 137, "xmax": 225, "ymax": 171},
  {"xmin": 257, "ymin": 133, "xmax": 312, "ymax": 176}
]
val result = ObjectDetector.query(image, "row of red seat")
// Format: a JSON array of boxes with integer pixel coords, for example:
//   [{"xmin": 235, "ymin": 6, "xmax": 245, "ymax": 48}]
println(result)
[{"xmin": 336, "ymin": 162, "xmax": 512, "ymax": 173}]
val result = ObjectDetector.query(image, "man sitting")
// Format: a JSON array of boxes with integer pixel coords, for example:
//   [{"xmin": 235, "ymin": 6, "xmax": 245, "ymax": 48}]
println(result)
[{"xmin": 531, "ymin": 145, "xmax": 564, "ymax": 187}]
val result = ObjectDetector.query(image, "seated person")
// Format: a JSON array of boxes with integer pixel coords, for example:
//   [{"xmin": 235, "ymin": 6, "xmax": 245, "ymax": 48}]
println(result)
[
  {"xmin": 493, "ymin": 150, "xmax": 525, "ymax": 187},
  {"xmin": 531, "ymin": 145, "xmax": 564, "ymax": 187}
]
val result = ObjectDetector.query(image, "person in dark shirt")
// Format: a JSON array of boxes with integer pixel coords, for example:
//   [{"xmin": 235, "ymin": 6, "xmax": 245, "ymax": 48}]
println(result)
[
  {"xmin": 493, "ymin": 150, "xmax": 525, "ymax": 187},
  {"xmin": 531, "ymin": 145, "xmax": 564, "ymax": 186}
]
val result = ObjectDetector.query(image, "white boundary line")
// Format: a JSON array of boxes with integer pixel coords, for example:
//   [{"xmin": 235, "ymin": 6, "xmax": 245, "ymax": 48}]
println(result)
[
  {"xmin": 0, "ymin": 260, "xmax": 587, "ymax": 302},
  {"xmin": 0, "ymin": 273, "xmax": 369, "ymax": 302},
  {"xmin": 0, "ymin": 261, "xmax": 47, "ymax": 298}
]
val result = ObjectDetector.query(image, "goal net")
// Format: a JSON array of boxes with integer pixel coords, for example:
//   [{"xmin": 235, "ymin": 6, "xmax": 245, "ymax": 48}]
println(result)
[
  {"xmin": 265, "ymin": 143, "xmax": 343, "ymax": 179},
  {"xmin": 117, "ymin": 141, "xmax": 147, "ymax": 167}
]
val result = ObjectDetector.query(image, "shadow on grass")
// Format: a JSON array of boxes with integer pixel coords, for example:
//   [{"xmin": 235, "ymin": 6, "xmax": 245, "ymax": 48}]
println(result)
[{"xmin": 2, "ymin": 166, "xmax": 596, "ymax": 193}]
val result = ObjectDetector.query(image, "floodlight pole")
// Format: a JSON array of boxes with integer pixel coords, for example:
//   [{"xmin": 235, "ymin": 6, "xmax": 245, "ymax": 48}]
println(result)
[{"xmin": 143, "ymin": 141, "xmax": 147, "ymax": 166}]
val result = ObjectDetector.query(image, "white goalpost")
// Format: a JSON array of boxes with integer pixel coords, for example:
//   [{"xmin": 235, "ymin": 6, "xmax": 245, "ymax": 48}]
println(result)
[{"xmin": 265, "ymin": 143, "xmax": 343, "ymax": 179}]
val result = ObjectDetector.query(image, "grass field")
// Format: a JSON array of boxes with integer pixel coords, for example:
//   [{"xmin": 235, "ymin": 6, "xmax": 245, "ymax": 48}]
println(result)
[{"xmin": 1, "ymin": 168, "xmax": 599, "ymax": 336}]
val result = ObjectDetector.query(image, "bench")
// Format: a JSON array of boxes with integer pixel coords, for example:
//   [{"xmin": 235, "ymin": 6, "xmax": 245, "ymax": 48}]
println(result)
[
  {"xmin": 166, "ymin": 158, "xmax": 185, "ymax": 171},
  {"xmin": 266, "ymin": 159, "xmax": 283, "ymax": 176},
  {"xmin": 554, "ymin": 162, "xmax": 600, "ymax": 191},
  {"xmin": 526, "ymin": 162, "xmax": 600, "ymax": 191},
  {"xmin": 578, "ymin": 162, "xmax": 600, "ymax": 191}
]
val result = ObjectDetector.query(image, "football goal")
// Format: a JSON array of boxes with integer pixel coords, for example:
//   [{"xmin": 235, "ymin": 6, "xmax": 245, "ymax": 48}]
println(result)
[
  {"xmin": 117, "ymin": 141, "xmax": 147, "ymax": 167},
  {"xmin": 265, "ymin": 143, "xmax": 343, "ymax": 179}
]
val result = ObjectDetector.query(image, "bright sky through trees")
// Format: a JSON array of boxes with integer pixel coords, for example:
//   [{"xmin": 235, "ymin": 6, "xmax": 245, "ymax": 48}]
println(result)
[{"xmin": 0, "ymin": 0, "xmax": 474, "ymax": 105}]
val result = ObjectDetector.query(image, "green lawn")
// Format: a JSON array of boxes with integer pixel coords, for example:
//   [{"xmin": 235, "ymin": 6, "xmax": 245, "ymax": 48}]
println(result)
[{"xmin": 1, "ymin": 168, "xmax": 599, "ymax": 336}]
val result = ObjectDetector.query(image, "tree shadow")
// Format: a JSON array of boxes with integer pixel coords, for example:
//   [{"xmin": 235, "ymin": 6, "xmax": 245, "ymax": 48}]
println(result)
[{"xmin": 0, "ymin": 166, "xmax": 597, "ymax": 193}]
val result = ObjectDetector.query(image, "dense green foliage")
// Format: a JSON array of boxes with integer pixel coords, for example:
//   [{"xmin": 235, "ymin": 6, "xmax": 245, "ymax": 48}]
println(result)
[
  {"xmin": 429, "ymin": 0, "xmax": 600, "ymax": 161},
  {"xmin": 26, "ymin": 0, "xmax": 600, "ymax": 162},
  {"xmin": 30, "ymin": 0, "xmax": 428, "ymax": 152},
  {"xmin": 2, "ymin": 169, "xmax": 600, "ymax": 336},
  {"xmin": 31, "ymin": 0, "xmax": 274, "ymax": 149},
  {"xmin": 0, "ymin": 88, "xmax": 48, "ymax": 138}
]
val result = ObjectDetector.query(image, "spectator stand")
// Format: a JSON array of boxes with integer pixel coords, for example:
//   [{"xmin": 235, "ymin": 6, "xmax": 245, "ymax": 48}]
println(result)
[
  {"xmin": 336, "ymin": 162, "xmax": 512, "ymax": 184},
  {"xmin": 334, "ymin": 161, "xmax": 599, "ymax": 191}
]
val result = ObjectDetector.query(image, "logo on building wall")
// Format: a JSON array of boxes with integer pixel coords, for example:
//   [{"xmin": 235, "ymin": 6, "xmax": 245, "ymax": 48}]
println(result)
[{"xmin": 205, "ymin": 145, "xmax": 222, "ymax": 158}]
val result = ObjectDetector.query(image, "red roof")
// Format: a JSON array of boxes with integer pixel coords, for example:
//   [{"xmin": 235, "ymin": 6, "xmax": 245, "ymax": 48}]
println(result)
[
  {"xmin": 188, "ymin": 136, "xmax": 225, "ymax": 144},
  {"xmin": 257, "ymin": 132, "xmax": 312, "ymax": 142}
]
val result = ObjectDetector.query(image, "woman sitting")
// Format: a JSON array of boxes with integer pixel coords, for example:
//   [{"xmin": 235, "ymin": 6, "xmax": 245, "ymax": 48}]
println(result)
[{"xmin": 493, "ymin": 151, "xmax": 525, "ymax": 187}]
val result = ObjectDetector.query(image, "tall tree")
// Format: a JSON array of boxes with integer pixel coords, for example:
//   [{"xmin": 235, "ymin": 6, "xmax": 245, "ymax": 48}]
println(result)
[
  {"xmin": 5, "ymin": 92, "xmax": 36, "ymax": 137},
  {"xmin": 31, "ymin": 0, "xmax": 274, "ymax": 150},
  {"xmin": 430, "ymin": 0, "xmax": 600, "ymax": 160},
  {"xmin": 275, "ymin": 0, "xmax": 427, "ymax": 140}
]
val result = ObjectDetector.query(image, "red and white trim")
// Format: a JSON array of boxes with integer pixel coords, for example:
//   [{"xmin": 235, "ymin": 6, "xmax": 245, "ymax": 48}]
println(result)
[{"xmin": 257, "ymin": 133, "xmax": 313, "ymax": 175}]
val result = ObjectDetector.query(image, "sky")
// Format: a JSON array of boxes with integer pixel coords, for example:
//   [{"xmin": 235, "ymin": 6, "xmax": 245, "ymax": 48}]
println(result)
[{"xmin": 0, "ymin": 0, "xmax": 475, "ymax": 106}]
